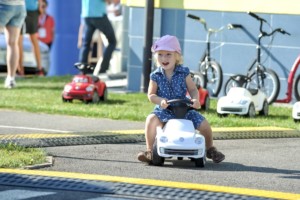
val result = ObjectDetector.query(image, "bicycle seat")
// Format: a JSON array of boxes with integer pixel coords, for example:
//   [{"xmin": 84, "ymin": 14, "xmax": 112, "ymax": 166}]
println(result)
[
  {"xmin": 247, "ymin": 88, "xmax": 258, "ymax": 95},
  {"xmin": 230, "ymin": 74, "xmax": 250, "ymax": 86}
]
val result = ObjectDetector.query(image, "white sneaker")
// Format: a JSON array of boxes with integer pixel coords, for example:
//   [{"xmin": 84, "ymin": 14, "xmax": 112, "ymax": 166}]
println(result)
[{"xmin": 4, "ymin": 79, "xmax": 16, "ymax": 89}]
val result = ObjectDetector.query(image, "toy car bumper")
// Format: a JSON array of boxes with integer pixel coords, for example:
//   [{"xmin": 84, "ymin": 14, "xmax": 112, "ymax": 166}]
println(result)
[
  {"xmin": 62, "ymin": 91, "xmax": 93, "ymax": 101},
  {"xmin": 158, "ymin": 146, "xmax": 205, "ymax": 159},
  {"xmin": 217, "ymin": 103, "xmax": 248, "ymax": 115},
  {"xmin": 292, "ymin": 102, "xmax": 300, "ymax": 119}
]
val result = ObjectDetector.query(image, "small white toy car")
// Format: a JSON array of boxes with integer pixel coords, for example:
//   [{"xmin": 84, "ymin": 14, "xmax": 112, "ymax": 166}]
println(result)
[
  {"xmin": 217, "ymin": 87, "xmax": 269, "ymax": 118},
  {"xmin": 292, "ymin": 102, "xmax": 300, "ymax": 122},
  {"xmin": 152, "ymin": 99, "xmax": 206, "ymax": 168}
]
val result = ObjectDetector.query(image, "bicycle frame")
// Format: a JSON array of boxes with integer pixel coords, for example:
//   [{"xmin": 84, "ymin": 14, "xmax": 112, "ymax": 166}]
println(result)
[
  {"xmin": 276, "ymin": 55, "xmax": 300, "ymax": 103},
  {"xmin": 225, "ymin": 12, "xmax": 290, "ymax": 104}
]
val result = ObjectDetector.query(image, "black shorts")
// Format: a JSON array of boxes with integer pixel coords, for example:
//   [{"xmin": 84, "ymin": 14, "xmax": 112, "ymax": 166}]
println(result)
[{"xmin": 21, "ymin": 10, "xmax": 39, "ymax": 34}]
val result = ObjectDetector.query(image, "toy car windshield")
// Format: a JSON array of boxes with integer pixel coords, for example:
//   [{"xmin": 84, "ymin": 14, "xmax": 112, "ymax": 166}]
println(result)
[{"xmin": 73, "ymin": 77, "xmax": 88, "ymax": 83}]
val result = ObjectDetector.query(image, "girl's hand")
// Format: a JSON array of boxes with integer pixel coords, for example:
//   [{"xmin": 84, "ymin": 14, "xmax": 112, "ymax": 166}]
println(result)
[
  {"xmin": 160, "ymin": 99, "xmax": 169, "ymax": 109},
  {"xmin": 191, "ymin": 99, "xmax": 201, "ymax": 109}
]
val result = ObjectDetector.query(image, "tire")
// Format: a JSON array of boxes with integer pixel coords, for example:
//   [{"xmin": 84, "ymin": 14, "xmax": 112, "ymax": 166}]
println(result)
[
  {"xmin": 259, "ymin": 100, "xmax": 269, "ymax": 116},
  {"xmin": 100, "ymin": 87, "xmax": 108, "ymax": 101},
  {"xmin": 199, "ymin": 60, "xmax": 223, "ymax": 97},
  {"xmin": 152, "ymin": 140, "xmax": 164, "ymax": 166},
  {"xmin": 177, "ymin": 157, "xmax": 183, "ymax": 160},
  {"xmin": 194, "ymin": 157, "xmax": 205, "ymax": 168},
  {"xmin": 217, "ymin": 113, "xmax": 228, "ymax": 118},
  {"xmin": 247, "ymin": 103, "xmax": 256, "ymax": 118},
  {"xmin": 202, "ymin": 96, "xmax": 210, "ymax": 111},
  {"xmin": 294, "ymin": 74, "xmax": 300, "ymax": 101},
  {"xmin": 248, "ymin": 68, "xmax": 280, "ymax": 104},
  {"xmin": 224, "ymin": 74, "xmax": 249, "ymax": 95},
  {"xmin": 92, "ymin": 91, "xmax": 99, "ymax": 103},
  {"xmin": 192, "ymin": 72, "xmax": 206, "ymax": 89}
]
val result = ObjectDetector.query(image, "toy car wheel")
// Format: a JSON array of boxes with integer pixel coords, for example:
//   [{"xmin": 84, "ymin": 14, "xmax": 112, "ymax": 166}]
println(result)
[
  {"xmin": 217, "ymin": 113, "xmax": 228, "ymax": 118},
  {"xmin": 177, "ymin": 157, "xmax": 183, "ymax": 160},
  {"xmin": 202, "ymin": 96, "xmax": 210, "ymax": 111},
  {"xmin": 62, "ymin": 97, "xmax": 72, "ymax": 103},
  {"xmin": 294, "ymin": 119, "xmax": 300, "ymax": 123},
  {"xmin": 259, "ymin": 100, "xmax": 268, "ymax": 116},
  {"xmin": 152, "ymin": 139, "xmax": 164, "ymax": 166},
  {"xmin": 100, "ymin": 87, "xmax": 108, "ymax": 101},
  {"xmin": 194, "ymin": 157, "xmax": 205, "ymax": 168},
  {"xmin": 247, "ymin": 103, "xmax": 256, "ymax": 118},
  {"xmin": 92, "ymin": 91, "xmax": 100, "ymax": 103}
]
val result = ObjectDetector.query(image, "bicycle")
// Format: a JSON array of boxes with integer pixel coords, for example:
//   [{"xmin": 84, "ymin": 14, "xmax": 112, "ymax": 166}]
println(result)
[
  {"xmin": 223, "ymin": 12, "xmax": 290, "ymax": 104},
  {"xmin": 276, "ymin": 55, "xmax": 300, "ymax": 103},
  {"xmin": 187, "ymin": 14, "xmax": 227, "ymax": 97}
]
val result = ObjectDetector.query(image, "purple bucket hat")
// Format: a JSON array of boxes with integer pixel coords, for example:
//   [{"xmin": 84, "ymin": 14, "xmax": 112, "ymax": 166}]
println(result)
[{"xmin": 151, "ymin": 35, "xmax": 181, "ymax": 54}]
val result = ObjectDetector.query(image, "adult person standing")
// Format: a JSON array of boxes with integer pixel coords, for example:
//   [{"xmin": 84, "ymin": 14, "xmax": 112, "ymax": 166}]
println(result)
[
  {"xmin": 79, "ymin": 0, "xmax": 116, "ymax": 74},
  {"xmin": 18, "ymin": 0, "xmax": 44, "ymax": 76},
  {"xmin": 38, "ymin": 0, "xmax": 55, "ymax": 49},
  {"xmin": 0, "ymin": 0, "xmax": 26, "ymax": 88}
]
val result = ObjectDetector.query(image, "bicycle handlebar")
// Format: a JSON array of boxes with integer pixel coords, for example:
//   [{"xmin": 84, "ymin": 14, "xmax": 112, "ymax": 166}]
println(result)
[
  {"xmin": 247, "ymin": 11, "xmax": 267, "ymax": 22},
  {"xmin": 247, "ymin": 11, "xmax": 291, "ymax": 38},
  {"xmin": 278, "ymin": 28, "xmax": 291, "ymax": 35},
  {"xmin": 187, "ymin": 14, "xmax": 201, "ymax": 21}
]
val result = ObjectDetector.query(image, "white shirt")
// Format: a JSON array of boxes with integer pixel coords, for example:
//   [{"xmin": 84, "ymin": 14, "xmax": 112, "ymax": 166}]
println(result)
[{"xmin": 0, "ymin": 0, "xmax": 25, "ymax": 5}]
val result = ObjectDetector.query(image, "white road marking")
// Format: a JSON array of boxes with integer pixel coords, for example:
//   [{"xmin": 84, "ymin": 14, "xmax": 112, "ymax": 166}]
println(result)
[{"xmin": 0, "ymin": 125, "xmax": 72, "ymax": 133}]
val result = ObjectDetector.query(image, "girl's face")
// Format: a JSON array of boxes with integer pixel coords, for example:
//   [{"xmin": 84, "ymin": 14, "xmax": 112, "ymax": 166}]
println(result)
[{"xmin": 156, "ymin": 50, "xmax": 177, "ymax": 71}]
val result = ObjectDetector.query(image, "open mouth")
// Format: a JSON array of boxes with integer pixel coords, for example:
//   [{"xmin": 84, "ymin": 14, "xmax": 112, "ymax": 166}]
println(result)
[{"xmin": 162, "ymin": 62, "xmax": 169, "ymax": 66}]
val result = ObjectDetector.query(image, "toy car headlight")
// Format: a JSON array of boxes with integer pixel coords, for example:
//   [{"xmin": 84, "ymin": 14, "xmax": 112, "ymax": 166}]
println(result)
[
  {"xmin": 64, "ymin": 85, "xmax": 72, "ymax": 92},
  {"xmin": 195, "ymin": 137, "xmax": 204, "ymax": 145},
  {"xmin": 160, "ymin": 136, "xmax": 168, "ymax": 143},
  {"xmin": 86, "ymin": 85, "xmax": 94, "ymax": 92},
  {"xmin": 239, "ymin": 99, "xmax": 248, "ymax": 105}
]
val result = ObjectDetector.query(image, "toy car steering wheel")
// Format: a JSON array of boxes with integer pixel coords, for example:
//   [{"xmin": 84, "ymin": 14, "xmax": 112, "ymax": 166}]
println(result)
[{"xmin": 167, "ymin": 99, "xmax": 193, "ymax": 118}]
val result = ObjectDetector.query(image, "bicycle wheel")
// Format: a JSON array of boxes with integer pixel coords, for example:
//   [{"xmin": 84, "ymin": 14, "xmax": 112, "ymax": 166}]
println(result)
[
  {"xmin": 192, "ymin": 71, "xmax": 206, "ymax": 89},
  {"xmin": 294, "ymin": 74, "xmax": 300, "ymax": 101},
  {"xmin": 248, "ymin": 68, "xmax": 280, "ymax": 104},
  {"xmin": 199, "ymin": 60, "xmax": 223, "ymax": 97},
  {"xmin": 223, "ymin": 75, "xmax": 248, "ymax": 95}
]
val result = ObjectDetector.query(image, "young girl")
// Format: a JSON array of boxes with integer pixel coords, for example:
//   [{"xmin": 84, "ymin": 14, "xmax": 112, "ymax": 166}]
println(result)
[{"xmin": 137, "ymin": 35, "xmax": 225, "ymax": 164}]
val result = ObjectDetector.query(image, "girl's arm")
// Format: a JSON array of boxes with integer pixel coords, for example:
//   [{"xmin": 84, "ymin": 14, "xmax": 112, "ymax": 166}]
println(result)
[
  {"xmin": 148, "ymin": 80, "xmax": 168, "ymax": 109},
  {"xmin": 186, "ymin": 74, "xmax": 201, "ymax": 109}
]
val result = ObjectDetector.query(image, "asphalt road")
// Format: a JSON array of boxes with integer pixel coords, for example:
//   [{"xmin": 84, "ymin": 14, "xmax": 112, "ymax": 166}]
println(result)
[{"xmin": 0, "ymin": 110, "xmax": 299, "ymax": 199}]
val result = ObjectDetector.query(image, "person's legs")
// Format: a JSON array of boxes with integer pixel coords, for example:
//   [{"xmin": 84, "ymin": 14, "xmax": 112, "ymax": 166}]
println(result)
[
  {"xmin": 4, "ymin": 26, "xmax": 21, "ymax": 87},
  {"xmin": 17, "ymin": 33, "xmax": 24, "ymax": 76},
  {"xmin": 138, "ymin": 114, "xmax": 163, "ymax": 163},
  {"xmin": 79, "ymin": 18, "xmax": 96, "ymax": 64},
  {"xmin": 29, "ymin": 33, "xmax": 43, "ymax": 72},
  {"xmin": 95, "ymin": 16, "xmax": 116, "ymax": 73}
]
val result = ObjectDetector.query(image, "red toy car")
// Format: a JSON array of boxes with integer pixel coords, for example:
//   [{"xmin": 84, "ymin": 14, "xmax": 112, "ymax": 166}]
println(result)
[
  {"xmin": 62, "ymin": 63, "xmax": 107, "ymax": 103},
  {"xmin": 191, "ymin": 72, "xmax": 210, "ymax": 111}
]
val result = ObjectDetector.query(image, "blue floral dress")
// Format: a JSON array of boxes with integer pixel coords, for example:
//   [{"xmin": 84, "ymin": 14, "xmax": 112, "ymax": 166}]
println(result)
[{"xmin": 150, "ymin": 65, "xmax": 205, "ymax": 129}]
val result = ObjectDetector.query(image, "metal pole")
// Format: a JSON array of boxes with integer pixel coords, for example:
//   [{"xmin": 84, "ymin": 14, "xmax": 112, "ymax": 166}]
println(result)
[{"xmin": 141, "ymin": 0, "xmax": 154, "ymax": 93}]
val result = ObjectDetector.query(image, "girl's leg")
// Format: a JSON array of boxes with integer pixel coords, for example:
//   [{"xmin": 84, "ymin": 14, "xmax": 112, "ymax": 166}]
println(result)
[
  {"xmin": 145, "ymin": 114, "xmax": 163, "ymax": 151},
  {"xmin": 138, "ymin": 114, "xmax": 163, "ymax": 163},
  {"xmin": 197, "ymin": 119, "xmax": 213, "ymax": 149},
  {"xmin": 197, "ymin": 119, "xmax": 225, "ymax": 163}
]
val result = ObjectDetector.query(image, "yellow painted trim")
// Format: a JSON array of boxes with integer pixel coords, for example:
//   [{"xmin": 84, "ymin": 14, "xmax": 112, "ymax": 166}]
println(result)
[
  {"xmin": 121, "ymin": 0, "xmax": 300, "ymax": 15},
  {"xmin": 105, "ymin": 127, "xmax": 294, "ymax": 135},
  {"xmin": 1, "ymin": 169, "xmax": 299, "ymax": 199}
]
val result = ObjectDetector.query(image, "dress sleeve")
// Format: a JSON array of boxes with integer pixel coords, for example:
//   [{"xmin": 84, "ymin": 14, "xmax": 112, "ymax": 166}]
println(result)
[
  {"xmin": 183, "ymin": 66, "xmax": 190, "ymax": 77},
  {"xmin": 150, "ymin": 72, "xmax": 157, "ymax": 82}
]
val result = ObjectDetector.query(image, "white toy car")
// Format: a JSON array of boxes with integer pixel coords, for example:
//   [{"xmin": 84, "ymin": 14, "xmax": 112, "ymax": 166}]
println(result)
[
  {"xmin": 217, "ymin": 87, "xmax": 269, "ymax": 118},
  {"xmin": 292, "ymin": 102, "xmax": 300, "ymax": 122},
  {"xmin": 152, "ymin": 99, "xmax": 206, "ymax": 168}
]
